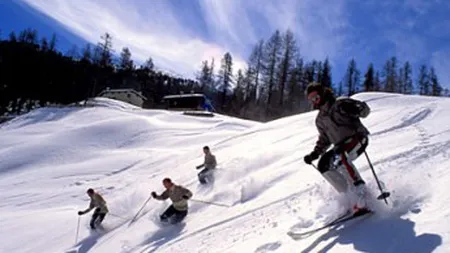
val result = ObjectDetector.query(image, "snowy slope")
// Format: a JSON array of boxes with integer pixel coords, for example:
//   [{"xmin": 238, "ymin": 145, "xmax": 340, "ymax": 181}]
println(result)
[{"xmin": 0, "ymin": 93, "xmax": 449, "ymax": 253}]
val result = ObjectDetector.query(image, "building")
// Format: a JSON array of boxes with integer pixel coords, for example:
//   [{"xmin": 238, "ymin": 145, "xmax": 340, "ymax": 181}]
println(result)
[
  {"xmin": 97, "ymin": 88, "xmax": 147, "ymax": 108},
  {"xmin": 161, "ymin": 93, "xmax": 215, "ymax": 117},
  {"xmin": 162, "ymin": 93, "xmax": 215, "ymax": 111}
]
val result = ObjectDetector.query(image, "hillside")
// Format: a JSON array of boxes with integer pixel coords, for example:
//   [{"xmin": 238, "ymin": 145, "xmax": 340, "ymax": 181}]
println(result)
[{"xmin": 0, "ymin": 93, "xmax": 448, "ymax": 253}]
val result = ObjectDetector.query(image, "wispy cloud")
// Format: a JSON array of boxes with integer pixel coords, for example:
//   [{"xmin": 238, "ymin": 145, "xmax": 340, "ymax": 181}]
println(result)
[
  {"xmin": 19, "ymin": 0, "xmax": 450, "ymax": 88},
  {"xmin": 20, "ymin": 0, "xmax": 348, "ymax": 79},
  {"xmin": 254, "ymin": 0, "xmax": 349, "ymax": 61},
  {"xmin": 197, "ymin": 0, "xmax": 258, "ymax": 48},
  {"xmin": 20, "ymin": 0, "xmax": 248, "ymax": 78}
]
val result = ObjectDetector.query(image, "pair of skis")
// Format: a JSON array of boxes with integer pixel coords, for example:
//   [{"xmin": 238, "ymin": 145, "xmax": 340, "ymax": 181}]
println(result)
[
  {"xmin": 287, "ymin": 151, "xmax": 390, "ymax": 240},
  {"xmin": 287, "ymin": 208, "xmax": 373, "ymax": 240}
]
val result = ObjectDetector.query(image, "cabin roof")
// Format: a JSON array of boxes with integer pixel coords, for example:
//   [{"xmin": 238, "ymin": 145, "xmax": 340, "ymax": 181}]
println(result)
[
  {"xmin": 162, "ymin": 94, "xmax": 205, "ymax": 99},
  {"xmin": 98, "ymin": 88, "xmax": 147, "ymax": 100}
]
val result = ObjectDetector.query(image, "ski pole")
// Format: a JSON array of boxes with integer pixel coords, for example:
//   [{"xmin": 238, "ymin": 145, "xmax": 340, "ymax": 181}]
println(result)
[
  {"xmin": 75, "ymin": 216, "xmax": 80, "ymax": 244},
  {"xmin": 356, "ymin": 101, "xmax": 391, "ymax": 204},
  {"xmin": 352, "ymin": 122, "xmax": 390, "ymax": 204},
  {"xmin": 190, "ymin": 198, "xmax": 231, "ymax": 207},
  {"xmin": 362, "ymin": 149, "xmax": 390, "ymax": 204},
  {"xmin": 129, "ymin": 194, "xmax": 152, "ymax": 224}
]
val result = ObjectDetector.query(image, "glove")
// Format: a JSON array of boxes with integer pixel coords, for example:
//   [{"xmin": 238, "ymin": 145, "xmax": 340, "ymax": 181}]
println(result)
[
  {"xmin": 304, "ymin": 151, "xmax": 319, "ymax": 165},
  {"xmin": 182, "ymin": 195, "xmax": 189, "ymax": 200},
  {"xmin": 359, "ymin": 102, "xmax": 370, "ymax": 118},
  {"xmin": 78, "ymin": 211, "xmax": 84, "ymax": 215},
  {"xmin": 151, "ymin": 191, "xmax": 157, "ymax": 198}
]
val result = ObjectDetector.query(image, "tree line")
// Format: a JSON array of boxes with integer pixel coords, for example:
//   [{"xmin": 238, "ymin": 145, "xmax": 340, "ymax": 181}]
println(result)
[
  {"xmin": 0, "ymin": 28, "xmax": 198, "ymax": 117},
  {"xmin": 198, "ymin": 29, "xmax": 447, "ymax": 121},
  {"xmin": 0, "ymin": 28, "xmax": 448, "ymax": 122}
]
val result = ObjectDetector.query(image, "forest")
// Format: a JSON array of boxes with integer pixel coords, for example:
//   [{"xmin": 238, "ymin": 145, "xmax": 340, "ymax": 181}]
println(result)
[{"xmin": 0, "ymin": 28, "xmax": 447, "ymax": 122}]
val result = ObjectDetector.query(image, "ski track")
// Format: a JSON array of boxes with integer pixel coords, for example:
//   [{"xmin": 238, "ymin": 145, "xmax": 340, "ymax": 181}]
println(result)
[{"xmin": 0, "ymin": 93, "xmax": 449, "ymax": 253}]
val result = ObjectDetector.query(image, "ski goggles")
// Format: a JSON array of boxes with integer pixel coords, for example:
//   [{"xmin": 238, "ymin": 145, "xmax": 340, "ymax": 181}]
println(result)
[{"xmin": 308, "ymin": 93, "xmax": 320, "ymax": 103}]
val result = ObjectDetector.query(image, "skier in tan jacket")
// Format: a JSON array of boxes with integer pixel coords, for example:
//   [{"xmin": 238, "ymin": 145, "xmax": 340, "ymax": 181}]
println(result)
[
  {"xmin": 196, "ymin": 146, "xmax": 217, "ymax": 184},
  {"xmin": 151, "ymin": 178, "xmax": 193, "ymax": 224},
  {"xmin": 303, "ymin": 82, "xmax": 372, "ymax": 214},
  {"xmin": 78, "ymin": 188, "xmax": 109, "ymax": 229}
]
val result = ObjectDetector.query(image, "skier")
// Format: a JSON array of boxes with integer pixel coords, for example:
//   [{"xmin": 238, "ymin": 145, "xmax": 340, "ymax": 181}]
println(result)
[
  {"xmin": 195, "ymin": 146, "xmax": 217, "ymax": 184},
  {"xmin": 303, "ymin": 82, "xmax": 371, "ymax": 213},
  {"xmin": 78, "ymin": 188, "xmax": 109, "ymax": 229},
  {"xmin": 151, "ymin": 178, "xmax": 193, "ymax": 224}
]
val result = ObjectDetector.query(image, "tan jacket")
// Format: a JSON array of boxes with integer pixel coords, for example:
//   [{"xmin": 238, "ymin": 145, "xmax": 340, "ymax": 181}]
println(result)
[
  {"xmin": 197, "ymin": 153, "xmax": 217, "ymax": 170},
  {"xmin": 83, "ymin": 193, "xmax": 109, "ymax": 214},
  {"xmin": 314, "ymin": 97, "xmax": 370, "ymax": 155},
  {"xmin": 154, "ymin": 185, "xmax": 193, "ymax": 211}
]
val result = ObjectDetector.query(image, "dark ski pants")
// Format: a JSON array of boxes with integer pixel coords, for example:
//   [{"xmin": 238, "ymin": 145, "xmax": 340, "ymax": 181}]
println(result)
[
  {"xmin": 160, "ymin": 205, "xmax": 188, "ymax": 224},
  {"xmin": 90, "ymin": 208, "xmax": 107, "ymax": 229},
  {"xmin": 198, "ymin": 168, "xmax": 214, "ymax": 184},
  {"xmin": 317, "ymin": 134, "xmax": 368, "ymax": 187}
]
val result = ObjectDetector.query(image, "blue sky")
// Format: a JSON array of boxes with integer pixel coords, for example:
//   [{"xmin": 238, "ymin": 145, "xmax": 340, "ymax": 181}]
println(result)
[{"xmin": 1, "ymin": 0, "xmax": 449, "ymax": 90}]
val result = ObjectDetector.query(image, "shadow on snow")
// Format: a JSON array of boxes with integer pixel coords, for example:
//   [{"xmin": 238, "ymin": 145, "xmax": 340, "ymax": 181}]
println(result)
[
  {"xmin": 139, "ymin": 223, "xmax": 186, "ymax": 253},
  {"xmin": 299, "ymin": 213, "xmax": 442, "ymax": 253}
]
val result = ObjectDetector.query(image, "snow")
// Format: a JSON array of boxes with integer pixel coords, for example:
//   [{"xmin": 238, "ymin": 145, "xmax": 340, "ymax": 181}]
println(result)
[{"xmin": 0, "ymin": 92, "xmax": 449, "ymax": 253}]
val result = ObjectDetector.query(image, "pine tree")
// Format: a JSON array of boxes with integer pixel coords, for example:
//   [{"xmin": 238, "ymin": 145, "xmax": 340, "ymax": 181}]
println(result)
[
  {"xmin": 261, "ymin": 30, "xmax": 282, "ymax": 111},
  {"xmin": 247, "ymin": 40, "xmax": 264, "ymax": 104},
  {"xmin": 304, "ymin": 60, "xmax": 317, "ymax": 84},
  {"xmin": 344, "ymin": 58, "xmax": 360, "ymax": 96},
  {"xmin": 95, "ymin": 32, "xmax": 114, "ymax": 68},
  {"xmin": 403, "ymin": 61, "xmax": 413, "ymax": 94},
  {"xmin": 218, "ymin": 52, "xmax": 233, "ymax": 111},
  {"xmin": 321, "ymin": 58, "xmax": 332, "ymax": 88},
  {"xmin": 374, "ymin": 71, "xmax": 381, "ymax": 91},
  {"xmin": 277, "ymin": 29, "xmax": 297, "ymax": 106},
  {"xmin": 363, "ymin": 63, "xmax": 374, "ymax": 91},
  {"xmin": 418, "ymin": 65, "xmax": 429, "ymax": 95},
  {"xmin": 196, "ymin": 60, "xmax": 210, "ymax": 93},
  {"xmin": 144, "ymin": 57, "xmax": 154, "ymax": 72},
  {"xmin": 119, "ymin": 47, "xmax": 134, "ymax": 71},
  {"xmin": 382, "ymin": 57, "xmax": 398, "ymax": 92},
  {"xmin": 18, "ymin": 28, "xmax": 38, "ymax": 44},
  {"xmin": 287, "ymin": 56, "xmax": 308, "ymax": 113},
  {"xmin": 398, "ymin": 67, "xmax": 405, "ymax": 93},
  {"xmin": 230, "ymin": 69, "xmax": 245, "ymax": 115},
  {"xmin": 429, "ymin": 67, "xmax": 442, "ymax": 96}
]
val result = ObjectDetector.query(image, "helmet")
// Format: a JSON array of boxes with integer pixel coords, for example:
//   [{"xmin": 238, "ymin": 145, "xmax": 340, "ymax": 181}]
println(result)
[
  {"xmin": 305, "ymin": 82, "xmax": 335, "ymax": 109},
  {"xmin": 305, "ymin": 82, "xmax": 324, "ymax": 97}
]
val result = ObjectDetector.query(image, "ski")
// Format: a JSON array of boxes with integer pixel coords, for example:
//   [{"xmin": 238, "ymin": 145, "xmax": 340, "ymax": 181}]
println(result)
[{"xmin": 287, "ymin": 209, "xmax": 373, "ymax": 240}]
